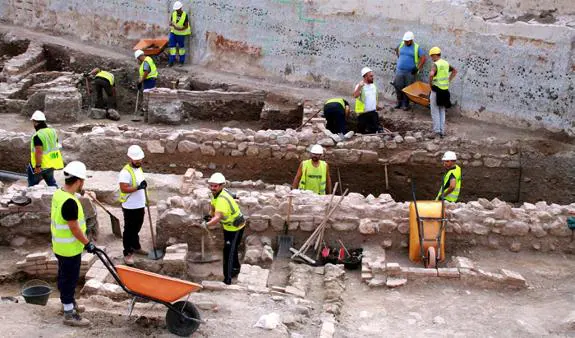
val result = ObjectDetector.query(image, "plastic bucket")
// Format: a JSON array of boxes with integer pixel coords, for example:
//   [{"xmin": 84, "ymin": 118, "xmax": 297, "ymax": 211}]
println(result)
[{"xmin": 21, "ymin": 280, "xmax": 52, "ymax": 306}]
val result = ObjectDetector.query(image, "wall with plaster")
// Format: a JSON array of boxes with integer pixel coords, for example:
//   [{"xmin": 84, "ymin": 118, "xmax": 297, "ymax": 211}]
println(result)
[{"xmin": 0, "ymin": 0, "xmax": 574, "ymax": 134}]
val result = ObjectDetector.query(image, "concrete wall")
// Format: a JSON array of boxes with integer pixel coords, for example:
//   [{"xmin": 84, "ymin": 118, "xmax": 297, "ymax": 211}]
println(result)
[{"xmin": 1, "ymin": 0, "xmax": 574, "ymax": 134}]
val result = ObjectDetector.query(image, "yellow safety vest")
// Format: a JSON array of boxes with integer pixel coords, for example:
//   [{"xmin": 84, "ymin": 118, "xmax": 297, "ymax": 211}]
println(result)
[
  {"xmin": 354, "ymin": 84, "xmax": 378, "ymax": 115},
  {"xmin": 398, "ymin": 41, "xmax": 420, "ymax": 65},
  {"xmin": 51, "ymin": 189, "xmax": 86, "ymax": 257},
  {"xmin": 30, "ymin": 128, "xmax": 64, "ymax": 170},
  {"xmin": 325, "ymin": 98, "xmax": 346, "ymax": 110},
  {"xmin": 171, "ymin": 11, "xmax": 191, "ymax": 35},
  {"xmin": 436, "ymin": 164, "xmax": 462, "ymax": 202},
  {"xmin": 96, "ymin": 70, "xmax": 115, "ymax": 86},
  {"xmin": 432, "ymin": 59, "xmax": 450, "ymax": 90},
  {"xmin": 118, "ymin": 164, "xmax": 148, "ymax": 203},
  {"xmin": 211, "ymin": 189, "xmax": 244, "ymax": 232},
  {"xmin": 139, "ymin": 56, "xmax": 158, "ymax": 80},
  {"xmin": 298, "ymin": 159, "xmax": 327, "ymax": 195}
]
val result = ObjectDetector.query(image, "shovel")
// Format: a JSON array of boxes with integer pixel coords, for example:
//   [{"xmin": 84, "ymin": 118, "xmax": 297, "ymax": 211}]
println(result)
[
  {"xmin": 87, "ymin": 195, "xmax": 122, "ymax": 238},
  {"xmin": 277, "ymin": 195, "xmax": 294, "ymax": 258},
  {"xmin": 145, "ymin": 187, "xmax": 164, "ymax": 260},
  {"xmin": 131, "ymin": 89, "xmax": 142, "ymax": 122}
]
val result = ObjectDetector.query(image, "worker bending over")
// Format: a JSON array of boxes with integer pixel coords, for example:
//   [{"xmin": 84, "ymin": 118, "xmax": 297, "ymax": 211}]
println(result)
[
  {"xmin": 28, "ymin": 110, "xmax": 64, "ymax": 187},
  {"xmin": 292, "ymin": 144, "xmax": 332, "ymax": 195},
  {"xmin": 168, "ymin": 1, "xmax": 192, "ymax": 66},
  {"xmin": 324, "ymin": 98, "xmax": 354, "ymax": 141},
  {"xmin": 202, "ymin": 173, "xmax": 246, "ymax": 285},
  {"xmin": 89, "ymin": 68, "xmax": 116, "ymax": 112},
  {"xmin": 436, "ymin": 151, "xmax": 462, "ymax": 202}
]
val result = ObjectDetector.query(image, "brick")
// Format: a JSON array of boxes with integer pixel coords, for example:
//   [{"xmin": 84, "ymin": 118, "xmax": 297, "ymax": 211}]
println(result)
[
  {"xmin": 166, "ymin": 243, "xmax": 189, "ymax": 253},
  {"xmin": 386, "ymin": 277, "xmax": 407, "ymax": 288},
  {"xmin": 201, "ymin": 280, "xmax": 227, "ymax": 291},
  {"xmin": 85, "ymin": 266, "xmax": 110, "ymax": 282},
  {"xmin": 500, "ymin": 269, "xmax": 527, "ymax": 288},
  {"xmin": 81, "ymin": 279, "xmax": 102, "ymax": 295},
  {"xmin": 437, "ymin": 268, "xmax": 460, "ymax": 278},
  {"xmin": 81, "ymin": 254, "xmax": 96, "ymax": 266},
  {"xmin": 285, "ymin": 286, "xmax": 306, "ymax": 298},
  {"xmin": 361, "ymin": 272, "xmax": 373, "ymax": 281},
  {"xmin": 26, "ymin": 252, "xmax": 49, "ymax": 262},
  {"xmin": 402, "ymin": 267, "xmax": 438, "ymax": 280},
  {"xmin": 361, "ymin": 264, "xmax": 371, "ymax": 273},
  {"xmin": 271, "ymin": 286, "xmax": 286, "ymax": 293},
  {"xmin": 368, "ymin": 278, "xmax": 386, "ymax": 287},
  {"xmin": 386, "ymin": 262, "xmax": 401, "ymax": 272},
  {"xmin": 451, "ymin": 256, "xmax": 475, "ymax": 270}
]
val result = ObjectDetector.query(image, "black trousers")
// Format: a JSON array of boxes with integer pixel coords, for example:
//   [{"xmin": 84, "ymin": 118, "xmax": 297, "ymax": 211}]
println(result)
[
  {"xmin": 93, "ymin": 77, "xmax": 116, "ymax": 109},
  {"xmin": 357, "ymin": 110, "xmax": 380, "ymax": 134},
  {"xmin": 223, "ymin": 227, "xmax": 245, "ymax": 283},
  {"xmin": 122, "ymin": 207, "xmax": 145, "ymax": 256},
  {"xmin": 324, "ymin": 102, "xmax": 347, "ymax": 134},
  {"xmin": 56, "ymin": 253, "xmax": 81, "ymax": 305}
]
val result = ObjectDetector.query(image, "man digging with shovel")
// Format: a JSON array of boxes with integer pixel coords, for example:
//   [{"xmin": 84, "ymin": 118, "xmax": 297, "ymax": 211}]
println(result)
[
  {"xmin": 203, "ymin": 173, "xmax": 246, "ymax": 285},
  {"xmin": 118, "ymin": 145, "xmax": 149, "ymax": 265}
]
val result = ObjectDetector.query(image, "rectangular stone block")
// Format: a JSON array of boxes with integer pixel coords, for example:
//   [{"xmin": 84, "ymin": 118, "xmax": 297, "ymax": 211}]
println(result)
[
  {"xmin": 437, "ymin": 268, "xmax": 460, "ymax": 278},
  {"xmin": 285, "ymin": 286, "xmax": 306, "ymax": 298},
  {"xmin": 450, "ymin": 256, "xmax": 475, "ymax": 270},
  {"xmin": 386, "ymin": 277, "xmax": 407, "ymax": 288},
  {"xmin": 386, "ymin": 262, "xmax": 401, "ymax": 275},
  {"xmin": 85, "ymin": 266, "xmax": 110, "ymax": 282},
  {"xmin": 166, "ymin": 243, "xmax": 189, "ymax": 253},
  {"xmin": 500, "ymin": 269, "xmax": 527, "ymax": 288},
  {"xmin": 402, "ymin": 267, "xmax": 438, "ymax": 279},
  {"xmin": 201, "ymin": 280, "xmax": 227, "ymax": 291},
  {"xmin": 26, "ymin": 252, "xmax": 49, "ymax": 261},
  {"xmin": 81, "ymin": 254, "xmax": 96, "ymax": 266},
  {"xmin": 361, "ymin": 272, "xmax": 373, "ymax": 281}
]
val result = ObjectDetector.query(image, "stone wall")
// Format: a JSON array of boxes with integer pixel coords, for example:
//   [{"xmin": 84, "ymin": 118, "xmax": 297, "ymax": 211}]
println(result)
[
  {"xmin": 1, "ymin": 114, "xmax": 574, "ymax": 203},
  {"xmin": 156, "ymin": 180, "xmax": 575, "ymax": 254},
  {"xmin": 1, "ymin": 0, "xmax": 574, "ymax": 135}
]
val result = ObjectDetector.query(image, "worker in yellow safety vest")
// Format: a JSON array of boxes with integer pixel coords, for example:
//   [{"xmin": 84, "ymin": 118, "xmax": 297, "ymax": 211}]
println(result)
[
  {"xmin": 89, "ymin": 68, "xmax": 116, "ymax": 112},
  {"xmin": 353, "ymin": 67, "xmax": 382, "ymax": 134},
  {"xmin": 436, "ymin": 151, "xmax": 462, "ymax": 202},
  {"xmin": 428, "ymin": 46, "xmax": 457, "ymax": 138},
  {"xmin": 292, "ymin": 144, "xmax": 332, "ymax": 195},
  {"xmin": 168, "ymin": 1, "xmax": 192, "ymax": 66},
  {"xmin": 28, "ymin": 110, "xmax": 64, "ymax": 187},
  {"xmin": 202, "ymin": 173, "xmax": 246, "ymax": 285},
  {"xmin": 394, "ymin": 31, "xmax": 427, "ymax": 110},
  {"xmin": 134, "ymin": 49, "xmax": 158, "ymax": 91},
  {"xmin": 51, "ymin": 161, "xmax": 98, "ymax": 327},
  {"xmin": 118, "ymin": 145, "xmax": 149, "ymax": 266}
]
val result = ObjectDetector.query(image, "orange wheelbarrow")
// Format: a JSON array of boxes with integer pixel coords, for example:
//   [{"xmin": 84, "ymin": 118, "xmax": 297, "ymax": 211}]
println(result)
[
  {"xmin": 93, "ymin": 248, "xmax": 203, "ymax": 336},
  {"xmin": 402, "ymin": 81, "xmax": 431, "ymax": 108},
  {"xmin": 408, "ymin": 180, "xmax": 447, "ymax": 268}
]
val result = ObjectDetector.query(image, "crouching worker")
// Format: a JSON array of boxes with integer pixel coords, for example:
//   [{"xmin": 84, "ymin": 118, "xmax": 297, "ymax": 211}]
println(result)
[
  {"xmin": 202, "ymin": 173, "xmax": 245, "ymax": 285},
  {"xmin": 51, "ymin": 161, "xmax": 98, "ymax": 327}
]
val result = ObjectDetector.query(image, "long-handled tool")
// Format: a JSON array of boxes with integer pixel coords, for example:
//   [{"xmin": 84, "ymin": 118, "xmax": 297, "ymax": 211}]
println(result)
[
  {"xmin": 85, "ymin": 77, "xmax": 92, "ymax": 109},
  {"xmin": 277, "ymin": 195, "xmax": 294, "ymax": 258},
  {"xmin": 295, "ymin": 108, "xmax": 322, "ymax": 132},
  {"xmin": 131, "ymin": 89, "xmax": 142, "ymax": 122},
  {"xmin": 190, "ymin": 216, "xmax": 219, "ymax": 263},
  {"xmin": 144, "ymin": 188, "xmax": 164, "ymax": 260},
  {"xmin": 87, "ymin": 194, "xmax": 122, "ymax": 238}
]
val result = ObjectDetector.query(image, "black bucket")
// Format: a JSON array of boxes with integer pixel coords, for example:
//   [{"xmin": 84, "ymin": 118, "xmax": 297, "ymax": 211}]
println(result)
[{"xmin": 21, "ymin": 280, "xmax": 52, "ymax": 306}]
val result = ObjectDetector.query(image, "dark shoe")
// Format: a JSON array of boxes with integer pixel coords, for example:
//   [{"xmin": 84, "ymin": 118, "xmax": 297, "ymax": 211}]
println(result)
[
  {"xmin": 63, "ymin": 310, "xmax": 90, "ymax": 327},
  {"xmin": 223, "ymin": 279, "xmax": 232, "ymax": 285},
  {"xmin": 168, "ymin": 62, "xmax": 174, "ymax": 67},
  {"xmin": 440, "ymin": 133, "xmax": 445, "ymax": 139},
  {"xmin": 133, "ymin": 248, "xmax": 148, "ymax": 256},
  {"xmin": 232, "ymin": 269, "xmax": 241, "ymax": 278}
]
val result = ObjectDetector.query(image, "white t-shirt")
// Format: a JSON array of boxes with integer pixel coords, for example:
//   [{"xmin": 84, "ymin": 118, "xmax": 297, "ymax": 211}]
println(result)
[
  {"xmin": 118, "ymin": 166, "xmax": 146, "ymax": 209},
  {"xmin": 361, "ymin": 84, "xmax": 377, "ymax": 112}
]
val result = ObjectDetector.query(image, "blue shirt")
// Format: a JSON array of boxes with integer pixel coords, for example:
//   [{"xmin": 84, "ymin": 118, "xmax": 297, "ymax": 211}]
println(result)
[
  {"xmin": 396, "ymin": 44, "xmax": 425, "ymax": 73},
  {"xmin": 143, "ymin": 61, "xmax": 151, "ymax": 73}
]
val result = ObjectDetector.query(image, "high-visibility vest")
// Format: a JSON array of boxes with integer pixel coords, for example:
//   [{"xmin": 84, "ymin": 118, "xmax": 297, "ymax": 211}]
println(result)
[
  {"xmin": 139, "ymin": 56, "xmax": 158, "ymax": 80},
  {"xmin": 432, "ymin": 59, "xmax": 450, "ymax": 90},
  {"xmin": 211, "ymin": 189, "xmax": 244, "ymax": 232},
  {"xmin": 51, "ymin": 189, "xmax": 86, "ymax": 257},
  {"xmin": 398, "ymin": 41, "xmax": 420, "ymax": 65},
  {"xmin": 96, "ymin": 70, "xmax": 115, "ymax": 86},
  {"xmin": 30, "ymin": 128, "xmax": 64, "ymax": 170},
  {"xmin": 171, "ymin": 11, "xmax": 191, "ymax": 35},
  {"xmin": 436, "ymin": 164, "xmax": 462, "ymax": 202},
  {"xmin": 298, "ymin": 159, "xmax": 327, "ymax": 195},
  {"xmin": 325, "ymin": 98, "xmax": 346, "ymax": 110},
  {"xmin": 354, "ymin": 84, "xmax": 378, "ymax": 115},
  {"xmin": 118, "ymin": 164, "xmax": 148, "ymax": 203}
]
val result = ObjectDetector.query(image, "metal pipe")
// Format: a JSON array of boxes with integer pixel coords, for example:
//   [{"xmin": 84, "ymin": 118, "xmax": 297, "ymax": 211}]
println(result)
[{"xmin": 0, "ymin": 170, "xmax": 26, "ymax": 181}]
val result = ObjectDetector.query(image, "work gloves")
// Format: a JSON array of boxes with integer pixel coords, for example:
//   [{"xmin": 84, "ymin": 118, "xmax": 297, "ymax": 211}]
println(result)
[
  {"xmin": 85, "ymin": 242, "xmax": 97, "ymax": 254},
  {"xmin": 203, "ymin": 215, "xmax": 211, "ymax": 222},
  {"xmin": 200, "ymin": 221, "xmax": 208, "ymax": 230},
  {"xmin": 137, "ymin": 82, "xmax": 143, "ymax": 90},
  {"xmin": 137, "ymin": 180, "xmax": 148, "ymax": 190}
]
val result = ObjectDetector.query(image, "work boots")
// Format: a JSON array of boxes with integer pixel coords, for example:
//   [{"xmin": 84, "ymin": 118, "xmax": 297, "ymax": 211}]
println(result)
[
  {"xmin": 63, "ymin": 309, "xmax": 90, "ymax": 327},
  {"xmin": 59, "ymin": 301, "xmax": 85, "ymax": 315}
]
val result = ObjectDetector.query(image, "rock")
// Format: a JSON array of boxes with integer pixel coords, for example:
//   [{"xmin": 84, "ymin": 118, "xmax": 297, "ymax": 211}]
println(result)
[
  {"xmin": 426, "ymin": 142, "xmax": 439, "ymax": 152},
  {"xmin": 319, "ymin": 319, "xmax": 335, "ymax": 338},
  {"xmin": 248, "ymin": 219, "xmax": 269, "ymax": 232},
  {"xmin": 177, "ymin": 140, "xmax": 199, "ymax": 153},
  {"xmin": 386, "ymin": 277, "xmax": 407, "ymax": 288},
  {"xmin": 10, "ymin": 236, "xmax": 26, "ymax": 247},
  {"xmin": 394, "ymin": 135, "xmax": 404, "ymax": 143},
  {"xmin": 200, "ymin": 145, "xmax": 216, "ymax": 156},
  {"xmin": 1, "ymin": 214, "xmax": 21, "ymax": 227},
  {"xmin": 501, "ymin": 221, "xmax": 529, "ymax": 236},
  {"xmin": 244, "ymin": 248, "xmax": 262, "ymax": 265},
  {"xmin": 433, "ymin": 316, "xmax": 446, "ymax": 325},
  {"xmin": 147, "ymin": 140, "xmax": 165, "ymax": 154},
  {"xmin": 261, "ymin": 245, "xmax": 274, "ymax": 263},
  {"xmin": 358, "ymin": 219, "xmax": 379, "ymax": 234},
  {"xmin": 381, "ymin": 239, "xmax": 393, "ymax": 248},
  {"xmin": 404, "ymin": 136, "xmax": 416, "ymax": 143},
  {"xmin": 106, "ymin": 109, "xmax": 121, "ymax": 121},
  {"xmin": 561, "ymin": 311, "xmax": 575, "ymax": 331},
  {"xmin": 477, "ymin": 198, "xmax": 493, "ymax": 210},
  {"xmin": 509, "ymin": 242, "xmax": 521, "ymax": 252},
  {"xmin": 484, "ymin": 158, "xmax": 502, "ymax": 167},
  {"xmin": 254, "ymin": 312, "xmax": 283, "ymax": 330},
  {"xmin": 285, "ymin": 286, "xmax": 306, "ymax": 298},
  {"xmin": 89, "ymin": 108, "xmax": 107, "ymax": 119}
]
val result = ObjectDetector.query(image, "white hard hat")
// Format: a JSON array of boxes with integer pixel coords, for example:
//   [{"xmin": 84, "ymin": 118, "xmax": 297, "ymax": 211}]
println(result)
[
  {"xmin": 442, "ymin": 151, "xmax": 457, "ymax": 161},
  {"xmin": 403, "ymin": 31, "xmax": 415, "ymax": 41},
  {"xmin": 310, "ymin": 144, "xmax": 324, "ymax": 155},
  {"xmin": 208, "ymin": 172, "xmax": 226, "ymax": 184},
  {"xmin": 63, "ymin": 161, "xmax": 87, "ymax": 180},
  {"xmin": 127, "ymin": 145, "xmax": 145, "ymax": 160},
  {"xmin": 173, "ymin": 1, "xmax": 183, "ymax": 10},
  {"xmin": 361, "ymin": 67, "xmax": 372, "ymax": 77},
  {"xmin": 30, "ymin": 110, "xmax": 46, "ymax": 121},
  {"xmin": 134, "ymin": 50, "xmax": 145, "ymax": 59}
]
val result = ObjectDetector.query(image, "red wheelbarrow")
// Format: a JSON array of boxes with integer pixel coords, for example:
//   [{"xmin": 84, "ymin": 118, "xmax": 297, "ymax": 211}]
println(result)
[{"xmin": 93, "ymin": 248, "xmax": 203, "ymax": 336}]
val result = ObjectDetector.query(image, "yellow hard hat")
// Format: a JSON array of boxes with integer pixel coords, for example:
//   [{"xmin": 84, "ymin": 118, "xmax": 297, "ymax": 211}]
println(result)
[{"xmin": 429, "ymin": 47, "xmax": 441, "ymax": 55}]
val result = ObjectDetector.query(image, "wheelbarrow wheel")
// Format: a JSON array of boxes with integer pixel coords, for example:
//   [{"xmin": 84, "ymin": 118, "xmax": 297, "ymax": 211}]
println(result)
[
  {"xmin": 425, "ymin": 246, "xmax": 436, "ymax": 269},
  {"xmin": 166, "ymin": 301, "xmax": 201, "ymax": 337}
]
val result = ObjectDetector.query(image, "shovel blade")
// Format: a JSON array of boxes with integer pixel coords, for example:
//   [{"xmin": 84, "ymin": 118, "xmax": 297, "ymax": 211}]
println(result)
[
  {"xmin": 277, "ymin": 235, "xmax": 294, "ymax": 258},
  {"xmin": 148, "ymin": 249, "xmax": 165, "ymax": 260}
]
